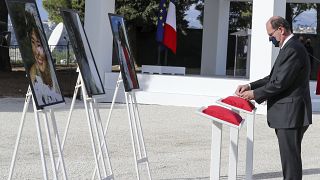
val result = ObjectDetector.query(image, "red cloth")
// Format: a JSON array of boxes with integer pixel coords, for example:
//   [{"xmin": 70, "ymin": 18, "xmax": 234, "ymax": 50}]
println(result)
[
  {"xmin": 316, "ymin": 66, "xmax": 320, "ymax": 95},
  {"xmin": 221, "ymin": 96, "xmax": 255, "ymax": 112},
  {"xmin": 202, "ymin": 105, "xmax": 242, "ymax": 126}
]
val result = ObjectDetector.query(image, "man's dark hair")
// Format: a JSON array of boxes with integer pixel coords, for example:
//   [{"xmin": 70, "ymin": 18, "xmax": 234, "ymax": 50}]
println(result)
[{"xmin": 270, "ymin": 16, "xmax": 291, "ymax": 31}]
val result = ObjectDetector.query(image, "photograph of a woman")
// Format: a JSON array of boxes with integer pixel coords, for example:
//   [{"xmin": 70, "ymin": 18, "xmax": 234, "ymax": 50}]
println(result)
[
  {"xmin": 6, "ymin": 0, "xmax": 64, "ymax": 109},
  {"xmin": 109, "ymin": 14, "xmax": 139, "ymax": 92}
]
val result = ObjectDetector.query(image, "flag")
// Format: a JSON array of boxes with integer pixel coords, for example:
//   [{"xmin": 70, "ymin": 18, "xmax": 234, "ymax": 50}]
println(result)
[
  {"xmin": 316, "ymin": 66, "xmax": 320, "ymax": 95},
  {"xmin": 163, "ymin": 0, "xmax": 177, "ymax": 54},
  {"xmin": 156, "ymin": 0, "xmax": 167, "ymax": 43}
]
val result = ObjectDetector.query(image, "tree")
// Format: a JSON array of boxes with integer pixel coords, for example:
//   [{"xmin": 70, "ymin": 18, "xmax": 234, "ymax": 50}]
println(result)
[
  {"xmin": 115, "ymin": 0, "xmax": 201, "ymax": 34},
  {"xmin": 290, "ymin": 3, "xmax": 316, "ymax": 23},
  {"xmin": 42, "ymin": 0, "xmax": 203, "ymax": 64},
  {"xmin": 115, "ymin": 0, "xmax": 202, "ymax": 64},
  {"xmin": 0, "ymin": 0, "xmax": 12, "ymax": 72},
  {"xmin": 195, "ymin": 2, "xmax": 318, "ymax": 33},
  {"xmin": 194, "ymin": 1, "xmax": 204, "ymax": 26},
  {"xmin": 194, "ymin": 1, "xmax": 252, "ymax": 32},
  {"xmin": 43, "ymin": 0, "xmax": 85, "ymax": 23},
  {"xmin": 229, "ymin": 2, "xmax": 252, "ymax": 32}
]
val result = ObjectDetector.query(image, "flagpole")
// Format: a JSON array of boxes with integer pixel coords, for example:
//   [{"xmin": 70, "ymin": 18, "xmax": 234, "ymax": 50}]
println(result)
[
  {"xmin": 157, "ymin": 45, "xmax": 161, "ymax": 65},
  {"xmin": 156, "ymin": 0, "xmax": 167, "ymax": 66},
  {"xmin": 164, "ymin": 48, "xmax": 168, "ymax": 66}
]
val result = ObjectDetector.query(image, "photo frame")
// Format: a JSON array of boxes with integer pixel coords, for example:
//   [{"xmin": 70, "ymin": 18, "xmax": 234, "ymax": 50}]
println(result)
[
  {"xmin": 60, "ymin": 9, "xmax": 105, "ymax": 97},
  {"xmin": 108, "ymin": 13, "xmax": 139, "ymax": 92},
  {"xmin": 6, "ymin": 0, "xmax": 65, "ymax": 110}
]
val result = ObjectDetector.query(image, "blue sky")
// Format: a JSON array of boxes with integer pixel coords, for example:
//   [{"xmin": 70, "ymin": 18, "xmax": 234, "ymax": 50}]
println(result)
[
  {"xmin": 37, "ymin": 0, "xmax": 48, "ymax": 20},
  {"xmin": 293, "ymin": 8, "xmax": 317, "ymax": 28},
  {"xmin": 185, "ymin": 4, "xmax": 202, "ymax": 29}
]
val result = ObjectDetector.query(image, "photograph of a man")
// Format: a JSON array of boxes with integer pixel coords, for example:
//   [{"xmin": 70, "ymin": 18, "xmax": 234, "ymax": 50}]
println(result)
[
  {"xmin": 235, "ymin": 16, "xmax": 312, "ymax": 180},
  {"xmin": 6, "ymin": 0, "xmax": 64, "ymax": 109},
  {"xmin": 109, "ymin": 14, "xmax": 139, "ymax": 92}
]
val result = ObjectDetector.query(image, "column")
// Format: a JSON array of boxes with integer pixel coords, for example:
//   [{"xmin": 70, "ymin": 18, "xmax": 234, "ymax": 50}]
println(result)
[
  {"xmin": 201, "ymin": 0, "xmax": 230, "ymax": 76},
  {"xmin": 249, "ymin": 0, "xmax": 286, "ymax": 81},
  {"xmin": 84, "ymin": 0, "xmax": 115, "ymax": 83}
]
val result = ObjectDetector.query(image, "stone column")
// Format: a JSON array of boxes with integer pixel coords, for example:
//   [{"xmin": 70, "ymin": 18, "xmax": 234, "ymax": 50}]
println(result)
[
  {"xmin": 249, "ymin": 0, "xmax": 286, "ymax": 81},
  {"xmin": 84, "ymin": 0, "xmax": 115, "ymax": 83},
  {"xmin": 201, "ymin": 0, "xmax": 230, "ymax": 76}
]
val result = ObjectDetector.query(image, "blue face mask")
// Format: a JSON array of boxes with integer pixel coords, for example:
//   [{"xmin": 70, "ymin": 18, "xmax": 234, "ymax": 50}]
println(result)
[{"xmin": 269, "ymin": 36, "xmax": 280, "ymax": 47}]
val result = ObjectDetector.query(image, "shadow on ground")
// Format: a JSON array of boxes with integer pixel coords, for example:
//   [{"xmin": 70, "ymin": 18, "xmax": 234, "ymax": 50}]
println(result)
[{"xmin": 253, "ymin": 168, "xmax": 320, "ymax": 179}]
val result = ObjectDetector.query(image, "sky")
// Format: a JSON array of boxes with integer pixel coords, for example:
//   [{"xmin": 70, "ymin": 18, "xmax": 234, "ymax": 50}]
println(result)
[
  {"xmin": 37, "ymin": 0, "xmax": 48, "ymax": 21},
  {"xmin": 184, "ymin": 4, "xmax": 202, "ymax": 29},
  {"xmin": 293, "ymin": 8, "xmax": 317, "ymax": 28}
]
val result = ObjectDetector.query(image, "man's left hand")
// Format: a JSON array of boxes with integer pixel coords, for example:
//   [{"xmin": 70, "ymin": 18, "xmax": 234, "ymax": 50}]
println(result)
[{"xmin": 240, "ymin": 90, "xmax": 254, "ymax": 100}]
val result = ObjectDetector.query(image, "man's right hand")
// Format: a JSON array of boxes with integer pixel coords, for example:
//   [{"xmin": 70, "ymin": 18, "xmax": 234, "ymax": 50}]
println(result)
[{"xmin": 235, "ymin": 84, "xmax": 250, "ymax": 96}]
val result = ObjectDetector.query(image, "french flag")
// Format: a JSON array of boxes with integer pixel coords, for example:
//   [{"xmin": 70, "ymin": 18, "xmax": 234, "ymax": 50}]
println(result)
[{"xmin": 163, "ymin": 0, "xmax": 177, "ymax": 54}]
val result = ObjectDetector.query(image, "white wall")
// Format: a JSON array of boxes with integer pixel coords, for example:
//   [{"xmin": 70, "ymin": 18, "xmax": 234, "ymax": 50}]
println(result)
[
  {"xmin": 103, "ymin": 72, "xmax": 319, "ymax": 114},
  {"xmin": 103, "ymin": 72, "xmax": 269, "ymax": 114},
  {"xmin": 84, "ymin": 0, "xmax": 115, "ymax": 82}
]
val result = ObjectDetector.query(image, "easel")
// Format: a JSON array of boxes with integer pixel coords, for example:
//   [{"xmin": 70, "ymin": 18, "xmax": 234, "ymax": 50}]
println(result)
[
  {"xmin": 93, "ymin": 73, "xmax": 152, "ymax": 180},
  {"xmin": 58, "ymin": 70, "xmax": 114, "ymax": 180},
  {"xmin": 8, "ymin": 86, "xmax": 68, "ymax": 180}
]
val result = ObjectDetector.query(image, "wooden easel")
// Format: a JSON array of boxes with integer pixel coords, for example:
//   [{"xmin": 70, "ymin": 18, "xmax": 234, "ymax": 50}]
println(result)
[
  {"xmin": 92, "ymin": 73, "xmax": 152, "ymax": 180},
  {"xmin": 8, "ymin": 86, "xmax": 68, "ymax": 180},
  {"xmin": 57, "ymin": 71, "xmax": 114, "ymax": 180}
]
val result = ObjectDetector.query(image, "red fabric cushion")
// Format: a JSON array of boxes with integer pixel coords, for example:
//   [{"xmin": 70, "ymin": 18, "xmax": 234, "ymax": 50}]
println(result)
[
  {"xmin": 221, "ymin": 96, "xmax": 255, "ymax": 112},
  {"xmin": 202, "ymin": 105, "xmax": 242, "ymax": 126}
]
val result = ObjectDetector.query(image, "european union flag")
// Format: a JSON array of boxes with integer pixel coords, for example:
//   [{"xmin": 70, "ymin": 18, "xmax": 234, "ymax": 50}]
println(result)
[{"xmin": 156, "ymin": 0, "xmax": 168, "ymax": 43}]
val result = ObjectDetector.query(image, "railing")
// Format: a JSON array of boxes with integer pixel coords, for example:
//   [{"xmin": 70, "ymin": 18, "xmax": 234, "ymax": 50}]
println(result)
[
  {"xmin": 8, "ymin": 44, "xmax": 76, "ymax": 67},
  {"xmin": 8, "ymin": 45, "xmax": 22, "ymax": 64}
]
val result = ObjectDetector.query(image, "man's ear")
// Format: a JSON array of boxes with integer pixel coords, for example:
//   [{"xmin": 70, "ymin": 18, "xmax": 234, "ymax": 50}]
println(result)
[{"xmin": 280, "ymin": 27, "xmax": 285, "ymax": 35}]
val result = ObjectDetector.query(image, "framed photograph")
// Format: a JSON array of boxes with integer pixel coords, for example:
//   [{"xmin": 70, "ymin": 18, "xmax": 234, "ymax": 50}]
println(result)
[
  {"xmin": 60, "ymin": 9, "xmax": 105, "ymax": 97},
  {"xmin": 108, "ymin": 13, "xmax": 139, "ymax": 92},
  {"xmin": 6, "ymin": 0, "xmax": 65, "ymax": 110}
]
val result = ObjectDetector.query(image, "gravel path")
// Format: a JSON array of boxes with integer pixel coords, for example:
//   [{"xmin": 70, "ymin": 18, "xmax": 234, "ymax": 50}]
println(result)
[{"xmin": 1, "ymin": 98, "xmax": 319, "ymax": 179}]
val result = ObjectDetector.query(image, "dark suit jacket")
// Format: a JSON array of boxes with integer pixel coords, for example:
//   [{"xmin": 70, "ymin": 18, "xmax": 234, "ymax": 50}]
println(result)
[{"xmin": 250, "ymin": 37, "xmax": 312, "ymax": 129}]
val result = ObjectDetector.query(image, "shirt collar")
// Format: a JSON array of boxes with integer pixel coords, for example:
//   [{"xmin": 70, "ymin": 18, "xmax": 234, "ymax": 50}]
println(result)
[{"xmin": 280, "ymin": 34, "xmax": 294, "ymax": 49}]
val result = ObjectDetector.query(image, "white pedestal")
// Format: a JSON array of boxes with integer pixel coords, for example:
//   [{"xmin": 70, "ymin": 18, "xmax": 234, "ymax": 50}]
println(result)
[
  {"xmin": 216, "ymin": 99, "xmax": 256, "ymax": 180},
  {"xmin": 196, "ymin": 107, "xmax": 244, "ymax": 180},
  {"xmin": 141, "ymin": 65, "xmax": 185, "ymax": 75}
]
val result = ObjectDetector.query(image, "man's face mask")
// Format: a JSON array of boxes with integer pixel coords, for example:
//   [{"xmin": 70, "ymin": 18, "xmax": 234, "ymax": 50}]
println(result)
[{"xmin": 269, "ymin": 36, "xmax": 280, "ymax": 47}]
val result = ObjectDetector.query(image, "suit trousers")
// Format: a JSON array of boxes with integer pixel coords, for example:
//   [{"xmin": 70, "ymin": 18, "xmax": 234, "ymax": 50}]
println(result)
[{"xmin": 275, "ymin": 126, "xmax": 309, "ymax": 180}]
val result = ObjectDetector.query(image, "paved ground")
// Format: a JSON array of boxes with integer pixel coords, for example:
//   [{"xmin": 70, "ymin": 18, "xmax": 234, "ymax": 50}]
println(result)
[{"xmin": 0, "ymin": 98, "xmax": 319, "ymax": 179}]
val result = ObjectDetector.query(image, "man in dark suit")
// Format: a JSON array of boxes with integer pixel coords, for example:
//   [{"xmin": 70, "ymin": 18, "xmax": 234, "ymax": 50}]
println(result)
[{"xmin": 235, "ymin": 16, "xmax": 312, "ymax": 180}]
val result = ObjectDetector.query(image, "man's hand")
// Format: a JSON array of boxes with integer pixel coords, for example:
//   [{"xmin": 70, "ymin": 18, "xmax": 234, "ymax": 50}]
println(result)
[
  {"xmin": 240, "ymin": 90, "xmax": 254, "ymax": 100},
  {"xmin": 235, "ymin": 84, "xmax": 250, "ymax": 96}
]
